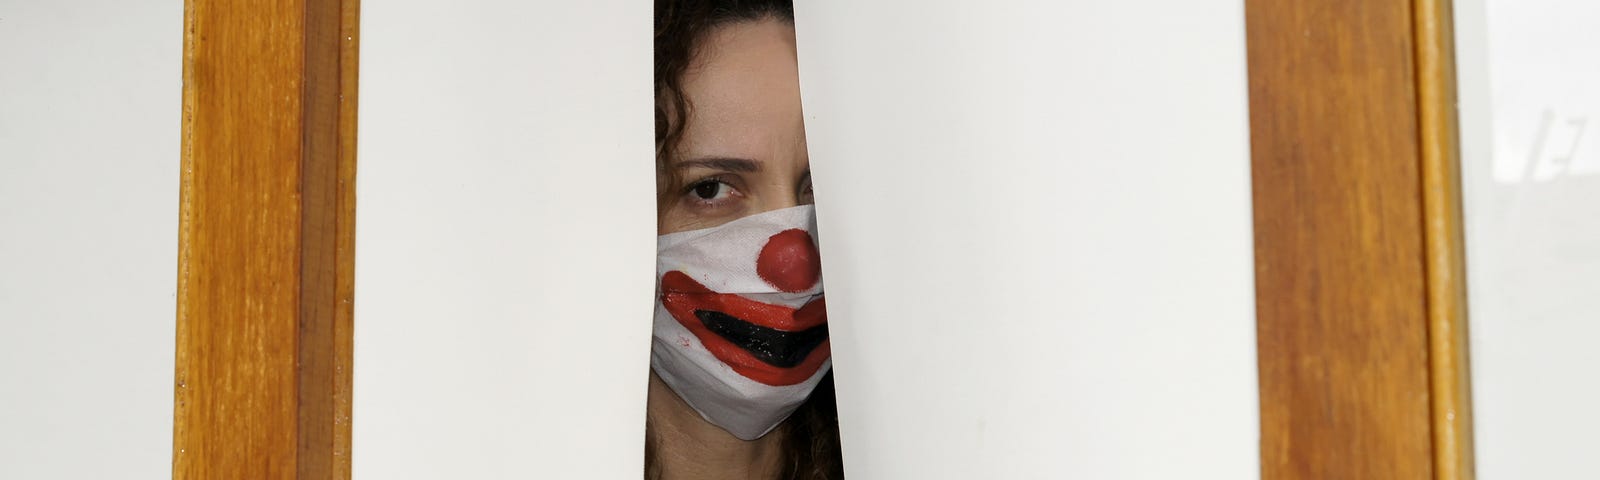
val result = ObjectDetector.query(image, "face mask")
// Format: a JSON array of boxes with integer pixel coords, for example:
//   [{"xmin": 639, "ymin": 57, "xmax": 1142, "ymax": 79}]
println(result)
[{"xmin": 651, "ymin": 205, "xmax": 831, "ymax": 440}]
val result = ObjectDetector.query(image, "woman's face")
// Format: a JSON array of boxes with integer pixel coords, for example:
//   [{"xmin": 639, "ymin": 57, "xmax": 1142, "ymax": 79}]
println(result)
[{"xmin": 659, "ymin": 19, "xmax": 810, "ymax": 235}]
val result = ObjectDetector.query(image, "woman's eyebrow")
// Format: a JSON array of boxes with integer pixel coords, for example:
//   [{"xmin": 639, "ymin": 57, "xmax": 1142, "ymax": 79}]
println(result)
[{"xmin": 675, "ymin": 157, "xmax": 762, "ymax": 173}]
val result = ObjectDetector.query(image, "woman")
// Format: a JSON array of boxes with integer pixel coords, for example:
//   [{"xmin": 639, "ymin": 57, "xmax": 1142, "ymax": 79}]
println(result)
[{"xmin": 647, "ymin": 1, "xmax": 844, "ymax": 479}]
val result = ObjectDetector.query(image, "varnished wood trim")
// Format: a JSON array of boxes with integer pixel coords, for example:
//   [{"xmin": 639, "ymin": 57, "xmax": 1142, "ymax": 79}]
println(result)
[
  {"xmin": 1246, "ymin": 0, "xmax": 1436, "ymax": 477},
  {"xmin": 298, "ymin": 0, "xmax": 359, "ymax": 478},
  {"xmin": 332, "ymin": 3, "xmax": 359, "ymax": 478},
  {"xmin": 1414, "ymin": 0, "xmax": 1475, "ymax": 478},
  {"xmin": 173, "ymin": 0, "xmax": 358, "ymax": 477}
]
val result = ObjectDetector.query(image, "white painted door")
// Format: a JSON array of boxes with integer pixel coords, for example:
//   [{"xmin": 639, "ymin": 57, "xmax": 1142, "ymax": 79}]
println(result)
[{"xmin": 794, "ymin": 2, "xmax": 1260, "ymax": 478}]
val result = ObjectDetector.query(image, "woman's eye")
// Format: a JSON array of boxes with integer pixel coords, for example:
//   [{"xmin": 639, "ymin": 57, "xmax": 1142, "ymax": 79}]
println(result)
[{"xmin": 690, "ymin": 180, "xmax": 734, "ymax": 201}]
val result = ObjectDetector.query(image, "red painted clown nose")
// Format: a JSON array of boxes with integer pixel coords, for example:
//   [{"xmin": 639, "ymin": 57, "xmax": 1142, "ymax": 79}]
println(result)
[{"xmin": 756, "ymin": 229, "xmax": 822, "ymax": 293}]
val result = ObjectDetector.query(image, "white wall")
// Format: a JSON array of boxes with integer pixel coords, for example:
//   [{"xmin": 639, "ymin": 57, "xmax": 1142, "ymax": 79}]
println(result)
[
  {"xmin": 0, "ymin": 1, "xmax": 181, "ymax": 479},
  {"xmin": 353, "ymin": 1, "xmax": 655, "ymax": 478},
  {"xmin": 793, "ymin": 1, "xmax": 1260, "ymax": 478},
  {"xmin": 1456, "ymin": 0, "xmax": 1600, "ymax": 477}
]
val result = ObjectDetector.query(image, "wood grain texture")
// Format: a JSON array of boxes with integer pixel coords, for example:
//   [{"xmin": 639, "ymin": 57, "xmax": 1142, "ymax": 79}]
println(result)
[
  {"xmin": 1414, "ymin": 0, "xmax": 1475, "ymax": 478},
  {"xmin": 1246, "ymin": 0, "xmax": 1436, "ymax": 478},
  {"xmin": 173, "ymin": 0, "xmax": 357, "ymax": 478}
]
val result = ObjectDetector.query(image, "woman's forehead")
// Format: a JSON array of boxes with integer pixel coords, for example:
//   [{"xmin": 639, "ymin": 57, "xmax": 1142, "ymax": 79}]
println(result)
[{"xmin": 678, "ymin": 20, "xmax": 805, "ymax": 161}]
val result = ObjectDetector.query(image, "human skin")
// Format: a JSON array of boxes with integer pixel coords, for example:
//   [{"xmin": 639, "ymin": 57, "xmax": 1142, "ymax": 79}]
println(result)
[{"xmin": 649, "ymin": 17, "xmax": 813, "ymax": 480}]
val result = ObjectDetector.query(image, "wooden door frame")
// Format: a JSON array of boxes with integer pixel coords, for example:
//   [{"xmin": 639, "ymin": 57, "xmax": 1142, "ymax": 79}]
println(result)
[
  {"xmin": 172, "ymin": 0, "xmax": 359, "ymax": 478},
  {"xmin": 1245, "ymin": 0, "xmax": 1473, "ymax": 478}
]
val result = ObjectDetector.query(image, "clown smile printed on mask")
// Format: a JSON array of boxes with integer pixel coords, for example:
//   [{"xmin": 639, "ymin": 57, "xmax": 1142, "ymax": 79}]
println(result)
[{"xmin": 653, "ymin": 206, "xmax": 830, "ymax": 440}]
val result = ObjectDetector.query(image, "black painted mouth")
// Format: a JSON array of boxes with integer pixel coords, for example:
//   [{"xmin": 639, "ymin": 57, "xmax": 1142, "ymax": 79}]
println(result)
[{"xmin": 695, "ymin": 310, "xmax": 829, "ymax": 368}]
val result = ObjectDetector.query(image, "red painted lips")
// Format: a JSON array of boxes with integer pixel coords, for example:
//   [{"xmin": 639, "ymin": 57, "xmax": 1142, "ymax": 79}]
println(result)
[{"xmin": 659, "ymin": 272, "xmax": 829, "ymax": 386}]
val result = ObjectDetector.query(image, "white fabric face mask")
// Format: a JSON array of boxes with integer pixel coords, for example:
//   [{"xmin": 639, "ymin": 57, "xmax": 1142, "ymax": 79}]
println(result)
[{"xmin": 651, "ymin": 205, "xmax": 831, "ymax": 440}]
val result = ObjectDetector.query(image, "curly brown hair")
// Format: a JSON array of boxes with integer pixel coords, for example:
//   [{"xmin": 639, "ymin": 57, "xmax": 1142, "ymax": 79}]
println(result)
[{"xmin": 648, "ymin": 1, "xmax": 845, "ymax": 479}]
